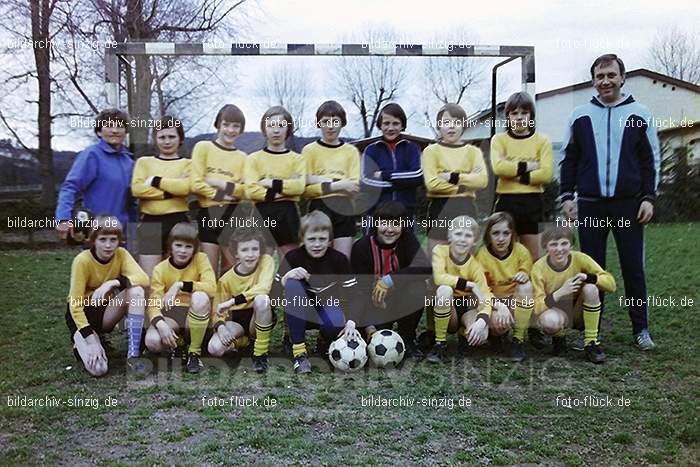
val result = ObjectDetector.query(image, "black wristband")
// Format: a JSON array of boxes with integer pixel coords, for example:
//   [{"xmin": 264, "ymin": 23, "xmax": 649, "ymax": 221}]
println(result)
[
  {"xmin": 234, "ymin": 294, "xmax": 247, "ymax": 305},
  {"xmin": 225, "ymin": 182, "xmax": 235, "ymax": 196},
  {"xmin": 456, "ymin": 278, "xmax": 468, "ymax": 292},
  {"xmin": 641, "ymin": 194, "xmax": 656, "ymax": 204},
  {"xmin": 151, "ymin": 315, "xmax": 165, "ymax": 327},
  {"xmin": 321, "ymin": 182, "xmax": 332, "ymax": 194},
  {"xmin": 79, "ymin": 326, "xmax": 95, "ymax": 339},
  {"xmin": 163, "ymin": 191, "xmax": 173, "ymax": 199},
  {"xmin": 448, "ymin": 172, "xmax": 460, "ymax": 184},
  {"xmin": 117, "ymin": 275, "xmax": 130, "ymax": 290},
  {"xmin": 544, "ymin": 293, "xmax": 557, "ymax": 308},
  {"xmin": 476, "ymin": 313, "xmax": 490, "ymax": 325},
  {"xmin": 517, "ymin": 162, "xmax": 527, "ymax": 176},
  {"xmin": 264, "ymin": 188, "xmax": 276, "ymax": 202},
  {"xmin": 584, "ymin": 274, "xmax": 597, "ymax": 284},
  {"xmin": 519, "ymin": 171, "xmax": 531, "ymax": 185},
  {"xmin": 151, "ymin": 176, "xmax": 162, "ymax": 188},
  {"xmin": 181, "ymin": 281, "xmax": 193, "ymax": 293},
  {"xmin": 213, "ymin": 189, "xmax": 225, "ymax": 201},
  {"xmin": 214, "ymin": 320, "xmax": 226, "ymax": 331},
  {"xmin": 272, "ymin": 179, "xmax": 283, "ymax": 193}
]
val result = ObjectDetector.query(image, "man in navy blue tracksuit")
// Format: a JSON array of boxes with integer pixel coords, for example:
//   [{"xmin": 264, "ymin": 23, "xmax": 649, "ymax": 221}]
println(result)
[
  {"xmin": 560, "ymin": 54, "xmax": 660, "ymax": 351},
  {"xmin": 360, "ymin": 103, "xmax": 423, "ymax": 224}
]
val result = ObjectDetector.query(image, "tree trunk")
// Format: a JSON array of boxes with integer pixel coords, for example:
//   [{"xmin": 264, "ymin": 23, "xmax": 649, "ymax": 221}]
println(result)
[{"xmin": 31, "ymin": 0, "xmax": 55, "ymax": 205}]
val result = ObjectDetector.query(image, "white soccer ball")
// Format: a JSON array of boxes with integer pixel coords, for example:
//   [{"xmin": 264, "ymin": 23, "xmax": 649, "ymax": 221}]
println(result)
[
  {"xmin": 328, "ymin": 337, "xmax": 368, "ymax": 372},
  {"xmin": 368, "ymin": 329, "xmax": 405, "ymax": 368}
]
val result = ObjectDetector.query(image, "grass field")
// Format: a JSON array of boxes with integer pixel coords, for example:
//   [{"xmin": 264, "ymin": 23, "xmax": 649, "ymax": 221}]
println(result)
[{"xmin": 1, "ymin": 223, "xmax": 698, "ymax": 465}]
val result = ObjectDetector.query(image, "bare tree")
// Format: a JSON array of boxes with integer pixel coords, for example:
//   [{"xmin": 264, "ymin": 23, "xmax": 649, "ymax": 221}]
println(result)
[
  {"xmin": 334, "ymin": 29, "xmax": 407, "ymax": 138},
  {"xmin": 647, "ymin": 26, "xmax": 700, "ymax": 84},
  {"xmin": 255, "ymin": 63, "xmax": 311, "ymax": 134}
]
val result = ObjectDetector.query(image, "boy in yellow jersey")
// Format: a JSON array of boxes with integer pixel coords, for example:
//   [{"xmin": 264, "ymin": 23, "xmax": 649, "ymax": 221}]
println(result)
[
  {"xmin": 531, "ymin": 225, "xmax": 616, "ymax": 363},
  {"xmin": 303, "ymin": 100, "xmax": 360, "ymax": 259},
  {"xmin": 208, "ymin": 228, "xmax": 276, "ymax": 373},
  {"xmin": 143, "ymin": 222, "xmax": 216, "ymax": 374},
  {"xmin": 245, "ymin": 106, "xmax": 306, "ymax": 257},
  {"xmin": 422, "ymin": 103, "xmax": 488, "ymax": 258},
  {"xmin": 65, "ymin": 215, "xmax": 149, "ymax": 376},
  {"xmin": 475, "ymin": 212, "xmax": 534, "ymax": 362},
  {"xmin": 131, "ymin": 116, "xmax": 191, "ymax": 276},
  {"xmin": 190, "ymin": 104, "xmax": 248, "ymax": 276},
  {"xmin": 490, "ymin": 92, "xmax": 553, "ymax": 259},
  {"xmin": 427, "ymin": 215, "xmax": 493, "ymax": 363}
]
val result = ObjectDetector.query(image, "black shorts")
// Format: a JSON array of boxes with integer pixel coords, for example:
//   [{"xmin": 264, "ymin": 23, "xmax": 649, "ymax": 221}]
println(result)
[
  {"xmin": 65, "ymin": 303, "xmax": 106, "ymax": 342},
  {"xmin": 227, "ymin": 308, "xmax": 277, "ymax": 335},
  {"xmin": 453, "ymin": 294, "xmax": 479, "ymax": 320},
  {"xmin": 197, "ymin": 203, "xmax": 255, "ymax": 245},
  {"xmin": 137, "ymin": 212, "xmax": 190, "ymax": 255},
  {"xmin": 493, "ymin": 193, "xmax": 544, "ymax": 235},
  {"xmin": 426, "ymin": 197, "xmax": 478, "ymax": 240},
  {"xmin": 255, "ymin": 201, "xmax": 300, "ymax": 246},
  {"xmin": 309, "ymin": 197, "xmax": 357, "ymax": 238}
]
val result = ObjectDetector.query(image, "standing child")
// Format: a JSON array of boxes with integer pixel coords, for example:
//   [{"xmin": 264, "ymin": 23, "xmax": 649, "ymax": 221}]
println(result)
[
  {"xmin": 190, "ymin": 104, "xmax": 248, "ymax": 276},
  {"xmin": 131, "ymin": 116, "xmax": 191, "ymax": 276},
  {"xmin": 208, "ymin": 229, "xmax": 276, "ymax": 374},
  {"xmin": 423, "ymin": 103, "xmax": 488, "ymax": 258},
  {"xmin": 490, "ymin": 92, "xmax": 553, "ymax": 259},
  {"xmin": 427, "ymin": 215, "xmax": 493, "ymax": 363},
  {"xmin": 245, "ymin": 106, "xmax": 306, "ymax": 257},
  {"xmin": 65, "ymin": 215, "xmax": 149, "ymax": 376},
  {"xmin": 360, "ymin": 103, "xmax": 423, "ymax": 222},
  {"xmin": 277, "ymin": 211, "xmax": 359, "ymax": 374},
  {"xmin": 475, "ymin": 212, "xmax": 535, "ymax": 361},
  {"xmin": 143, "ymin": 222, "xmax": 216, "ymax": 374},
  {"xmin": 531, "ymin": 225, "xmax": 616, "ymax": 363},
  {"xmin": 303, "ymin": 100, "xmax": 360, "ymax": 259}
]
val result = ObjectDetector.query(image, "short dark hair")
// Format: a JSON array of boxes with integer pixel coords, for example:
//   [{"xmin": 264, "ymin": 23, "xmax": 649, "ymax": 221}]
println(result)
[
  {"xmin": 316, "ymin": 100, "xmax": 347, "ymax": 127},
  {"xmin": 214, "ymin": 104, "xmax": 246, "ymax": 131},
  {"xmin": 541, "ymin": 224, "xmax": 576, "ymax": 248},
  {"xmin": 590, "ymin": 54, "xmax": 626, "ymax": 79},
  {"xmin": 167, "ymin": 222, "xmax": 199, "ymax": 251},
  {"xmin": 260, "ymin": 105, "xmax": 294, "ymax": 139},
  {"xmin": 376, "ymin": 103, "xmax": 407, "ymax": 131},
  {"xmin": 155, "ymin": 115, "xmax": 185, "ymax": 147},
  {"xmin": 504, "ymin": 92, "xmax": 536, "ymax": 122},
  {"xmin": 373, "ymin": 200, "xmax": 407, "ymax": 221},
  {"xmin": 94, "ymin": 108, "xmax": 129, "ymax": 136},
  {"xmin": 228, "ymin": 228, "xmax": 266, "ymax": 254}
]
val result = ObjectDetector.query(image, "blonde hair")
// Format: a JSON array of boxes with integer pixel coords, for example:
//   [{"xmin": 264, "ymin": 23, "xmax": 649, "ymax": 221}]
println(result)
[
  {"xmin": 88, "ymin": 214, "xmax": 123, "ymax": 245},
  {"xmin": 447, "ymin": 215, "xmax": 479, "ymax": 238},
  {"xmin": 167, "ymin": 222, "xmax": 199, "ymax": 252},
  {"xmin": 299, "ymin": 210, "xmax": 333, "ymax": 239}
]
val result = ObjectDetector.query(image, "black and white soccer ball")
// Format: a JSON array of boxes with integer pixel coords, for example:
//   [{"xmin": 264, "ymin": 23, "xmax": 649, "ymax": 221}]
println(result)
[
  {"xmin": 328, "ymin": 337, "xmax": 368, "ymax": 372},
  {"xmin": 368, "ymin": 329, "xmax": 405, "ymax": 368}
]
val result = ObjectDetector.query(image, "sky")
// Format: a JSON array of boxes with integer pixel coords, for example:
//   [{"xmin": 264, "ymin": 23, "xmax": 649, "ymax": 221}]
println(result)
[{"xmin": 1, "ymin": 0, "xmax": 698, "ymax": 150}]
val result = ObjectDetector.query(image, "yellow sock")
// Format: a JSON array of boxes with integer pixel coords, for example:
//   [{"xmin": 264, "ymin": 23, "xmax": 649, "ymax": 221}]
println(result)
[
  {"xmin": 514, "ymin": 301, "xmax": 534, "ymax": 342},
  {"xmin": 254, "ymin": 321, "xmax": 274, "ymax": 356},
  {"xmin": 583, "ymin": 302, "xmax": 601, "ymax": 345},
  {"xmin": 187, "ymin": 310, "xmax": 209, "ymax": 355},
  {"xmin": 433, "ymin": 301, "xmax": 451, "ymax": 343},
  {"xmin": 292, "ymin": 342, "xmax": 306, "ymax": 358}
]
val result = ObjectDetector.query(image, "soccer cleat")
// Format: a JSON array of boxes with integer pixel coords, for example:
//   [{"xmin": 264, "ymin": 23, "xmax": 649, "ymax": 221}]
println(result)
[
  {"xmin": 510, "ymin": 338, "xmax": 526, "ymax": 362},
  {"xmin": 314, "ymin": 335, "xmax": 331, "ymax": 357},
  {"xmin": 404, "ymin": 340, "xmax": 424, "ymax": 360},
  {"xmin": 282, "ymin": 334, "xmax": 293, "ymax": 359},
  {"xmin": 584, "ymin": 342, "xmax": 607, "ymax": 364},
  {"xmin": 417, "ymin": 330, "xmax": 436, "ymax": 351},
  {"xmin": 252, "ymin": 354, "xmax": 269, "ymax": 374},
  {"xmin": 552, "ymin": 336, "xmax": 567, "ymax": 356},
  {"xmin": 528, "ymin": 328, "xmax": 548, "ymax": 350},
  {"xmin": 571, "ymin": 332, "xmax": 585, "ymax": 351},
  {"xmin": 127, "ymin": 357, "xmax": 147, "ymax": 376},
  {"xmin": 457, "ymin": 335, "xmax": 472, "ymax": 356},
  {"xmin": 186, "ymin": 353, "xmax": 204, "ymax": 374},
  {"xmin": 634, "ymin": 329, "xmax": 656, "ymax": 351},
  {"xmin": 426, "ymin": 342, "xmax": 448, "ymax": 364},
  {"xmin": 293, "ymin": 353, "xmax": 312, "ymax": 374}
]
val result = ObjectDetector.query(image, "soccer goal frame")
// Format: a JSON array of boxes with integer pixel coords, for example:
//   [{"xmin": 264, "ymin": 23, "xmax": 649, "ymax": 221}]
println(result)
[{"xmin": 104, "ymin": 42, "xmax": 535, "ymax": 112}]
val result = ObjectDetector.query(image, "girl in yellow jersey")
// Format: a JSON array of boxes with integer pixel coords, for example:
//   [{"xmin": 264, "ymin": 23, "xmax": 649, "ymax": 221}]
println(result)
[
  {"xmin": 422, "ymin": 103, "xmax": 488, "ymax": 259},
  {"xmin": 490, "ymin": 92, "xmax": 553, "ymax": 258},
  {"xmin": 131, "ymin": 116, "xmax": 190, "ymax": 276},
  {"xmin": 475, "ymin": 212, "xmax": 535, "ymax": 361},
  {"xmin": 245, "ymin": 106, "xmax": 306, "ymax": 257},
  {"xmin": 303, "ymin": 101, "xmax": 360, "ymax": 259},
  {"xmin": 190, "ymin": 104, "xmax": 248, "ymax": 276}
]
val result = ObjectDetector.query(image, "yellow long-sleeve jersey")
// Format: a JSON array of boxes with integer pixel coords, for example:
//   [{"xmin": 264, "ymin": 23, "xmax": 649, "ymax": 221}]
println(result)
[
  {"xmin": 245, "ymin": 148, "xmax": 306, "ymax": 202},
  {"xmin": 190, "ymin": 141, "xmax": 247, "ymax": 208},
  {"xmin": 213, "ymin": 255, "xmax": 276, "ymax": 325},
  {"xmin": 475, "ymin": 242, "xmax": 533, "ymax": 297},
  {"xmin": 422, "ymin": 142, "xmax": 488, "ymax": 199},
  {"xmin": 131, "ymin": 156, "xmax": 191, "ymax": 215},
  {"xmin": 432, "ymin": 244, "xmax": 493, "ymax": 316},
  {"xmin": 147, "ymin": 252, "xmax": 216, "ymax": 323},
  {"xmin": 67, "ymin": 248, "xmax": 149, "ymax": 335},
  {"xmin": 531, "ymin": 251, "xmax": 616, "ymax": 315},
  {"xmin": 490, "ymin": 131, "xmax": 553, "ymax": 194},
  {"xmin": 302, "ymin": 140, "xmax": 360, "ymax": 199}
]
